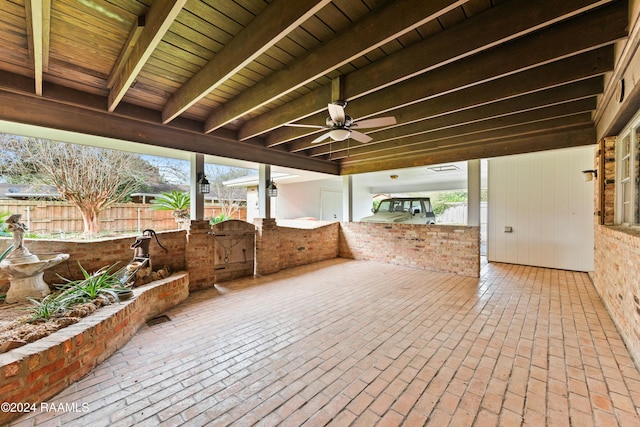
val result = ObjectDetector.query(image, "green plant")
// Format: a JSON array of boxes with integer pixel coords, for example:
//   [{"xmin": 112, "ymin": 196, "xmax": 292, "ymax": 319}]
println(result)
[
  {"xmin": 150, "ymin": 190, "xmax": 190, "ymax": 229},
  {"xmin": 210, "ymin": 213, "xmax": 229, "ymax": 225},
  {"xmin": 26, "ymin": 293, "xmax": 69, "ymax": 323},
  {"xmin": 57, "ymin": 263, "xmax": 124, "ymax": 305},
  {"xmin": 0, "ymin": 211, "xmax": 11, "ymax": 236},
  {"xmin": 150, "ymin": 190, "xmax": 190, "ymax": 212}
]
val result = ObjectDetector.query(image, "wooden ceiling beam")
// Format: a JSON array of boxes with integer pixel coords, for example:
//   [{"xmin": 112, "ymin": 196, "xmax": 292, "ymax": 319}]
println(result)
[
  {"xmin": 293, "ymin": 76, "xmax": 603, "ymax": 154},
  {"xmin": 161, "ymin": 0, "xmax": 332, "ymax": 124},
  {"xmin": 317, "ymin": 100, "xmax": 596, "ymax": 160},
  {"xmin": 203, "ymin": 0, "xmax": 468, "ymax": 133},
  {"xmin": 241, "ymin": 0, "xmax": 615, "ymax": 141},
  {"xmin": 336, "ymin": 114, "xmax": 593, "ymax": 163},
  {"xmin": 343, "ymin": 0, "xmax": 625, "ymax": 123},
  {"xmin": 0, "ymin": 89, "xmax": 339, "ymax": 175},
  {"xmin": 339, "ymin": 126, "xmax": 596, "ymax": 175},
  {"xmin": 24, "ymin": 0, "xmax": 51, "ymax": 96},
  {"xmin": 108, "ymin": 0, "xmax": 187, "ymax": 112},
  {"xmin": 285, "ymin": 43, "xmax": 613, "ymax": 153},
  {"xmin": 107, "ymin": 15, "xmax": 146, "ymax": 90},
  {"xmin": 266, "ymin": 0, "xmax": 625, "ymax": 148},
  {"xmin": 307, "ymin": 94, "xmax": 596, "ymax": 159}
]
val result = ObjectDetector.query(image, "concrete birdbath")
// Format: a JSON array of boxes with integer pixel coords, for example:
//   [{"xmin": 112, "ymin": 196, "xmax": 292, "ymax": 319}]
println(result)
[{"xmin": 0, "ymin": 214, "xmax": 69, "ymax": 304}]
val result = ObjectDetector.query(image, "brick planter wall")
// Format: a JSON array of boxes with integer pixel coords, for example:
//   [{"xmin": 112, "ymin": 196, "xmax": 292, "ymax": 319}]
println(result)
[
  {"xmin": 339, "ymin": 222, "xmax": 480, "ymax": 278},
  {"xmin": 0, "ymin": 272, "xmax": 189, "ymax": 425},
  {"xmin": 0, "ymin": 231, "xmax": 186, "ymax": 292}
]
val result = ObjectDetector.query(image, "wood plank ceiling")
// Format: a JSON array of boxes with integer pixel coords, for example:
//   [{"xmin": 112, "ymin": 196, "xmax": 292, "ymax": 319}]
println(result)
[{"xmin": 0, "ymin": 0, "xmax": 629, "ymax": 175}]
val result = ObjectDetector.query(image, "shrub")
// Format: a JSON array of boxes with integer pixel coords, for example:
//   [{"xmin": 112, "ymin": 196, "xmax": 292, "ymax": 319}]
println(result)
[
  {"xmin": 57, "ymin": 263, "xmax": 126, "ymax": 305},
  {"xmin": 25, "ymin": 263, "xmax": 130, "ymax": 322},
  {"xmin": 26, "ymin": 293, "xmax": 70, "ymax": 323}
]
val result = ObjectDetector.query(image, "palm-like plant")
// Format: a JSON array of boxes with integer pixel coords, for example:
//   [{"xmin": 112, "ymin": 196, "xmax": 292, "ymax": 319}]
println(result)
[
  {"xmin": 26, "ymin": 294, "xmax": 69, "ymax": 322},
  {"xmin": 57, "ymin": 264, "xmax": 123, "ymax": 306},
  {"xmin": 150, "ymin": 190, "xmax": 190, "ymax": 229}
]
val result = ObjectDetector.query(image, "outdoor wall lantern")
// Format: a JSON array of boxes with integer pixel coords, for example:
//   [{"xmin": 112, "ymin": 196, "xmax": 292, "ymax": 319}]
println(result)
[
  {"xmin": 197, "ymin": 172, "xmax": 210, "ymax": 194},
  {"xmin": 267, "ymin": 180, "xmax": 278, "ymax": 197},
  {"xmin": 582, "ymin": 169, "xmax": 597, "ymax": 182}
]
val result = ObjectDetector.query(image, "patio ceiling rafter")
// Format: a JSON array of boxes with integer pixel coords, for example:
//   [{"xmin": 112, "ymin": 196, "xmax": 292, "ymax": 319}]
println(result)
[
  {"xmin": 24, "ymin": 0, "xmax": 51, "ymax": 96},
  {"xmin": 107, "ymin": 0, "xmax": 187, "ymax": 112},
  {"xmin": 281, "ymin": 2, "xmax": 626, "ymax": 154},
  {"xmin": 162, "ymin": 0, "xmax": 333, "ymax": 124},
  {"xmin": 202, "ymin": 0, "xmax": 468, "ymax": 134},
  {"xmin": 0, "ymin": 0, "xmax": 632, "ymax": 175},
  {"xmin": 247, "ymin": 0, "xmax": 615, "ymax": 144}
]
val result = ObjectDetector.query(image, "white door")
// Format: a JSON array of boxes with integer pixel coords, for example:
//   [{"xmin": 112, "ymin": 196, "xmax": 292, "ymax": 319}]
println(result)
[
  {"xmin": 320, "ymin": 189, "xmax": 342, "ymax": 221},
  {"xmin": 487, "ymin": 147, "xmax": 594, "ymax": 271}
]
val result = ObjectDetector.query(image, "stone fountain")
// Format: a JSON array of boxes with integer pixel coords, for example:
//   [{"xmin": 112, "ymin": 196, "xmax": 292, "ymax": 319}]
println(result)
[{"xmin": 1, "ymin": 214, "xmax": 69, "ymax": 304}]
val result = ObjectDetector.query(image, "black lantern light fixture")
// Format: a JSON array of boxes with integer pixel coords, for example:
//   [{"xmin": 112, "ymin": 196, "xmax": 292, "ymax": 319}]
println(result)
[
  {"xmin": 267, "ymin": 180, "xmax": 278, "ymax": 197},
  {"xmin": 197, "ymin": 172, "xmax": 210, "ymax": 194}
]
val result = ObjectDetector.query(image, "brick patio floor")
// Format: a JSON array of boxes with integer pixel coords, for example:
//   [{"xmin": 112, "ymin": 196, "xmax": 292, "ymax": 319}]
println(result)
[{"xmin": 10, "ymin": 259, "xmax": 640, "ymax": 426}]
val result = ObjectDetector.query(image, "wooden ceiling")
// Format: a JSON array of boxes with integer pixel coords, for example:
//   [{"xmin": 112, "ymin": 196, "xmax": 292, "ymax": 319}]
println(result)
[{"xmin": 0, "ymin": 0, "xmax": 630, "ymax": 175}]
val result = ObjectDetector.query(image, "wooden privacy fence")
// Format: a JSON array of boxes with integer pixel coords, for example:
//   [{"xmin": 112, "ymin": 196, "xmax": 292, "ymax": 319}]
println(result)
[{"xmin": 0, "ymin": 200, "xmax": 246, "ymax": 236}]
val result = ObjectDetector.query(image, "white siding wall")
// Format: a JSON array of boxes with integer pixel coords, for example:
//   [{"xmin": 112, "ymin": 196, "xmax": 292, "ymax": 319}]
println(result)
[
  {"xmin": 276, "ymin": 178, "xmax": 342, "ymax": 220},
  {"xmin": 488, "ymin": 147, "xmax": 595, "ymax": 271}
]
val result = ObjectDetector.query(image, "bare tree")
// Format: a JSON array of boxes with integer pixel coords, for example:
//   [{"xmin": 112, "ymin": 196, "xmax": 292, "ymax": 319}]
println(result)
[
  {"xmin": 0, "ymin": 134, "xmax": 156, "ymax": 237},
  {"xmin": 205, "ymin": 165, "xmax": 248, "ymax": 220}
]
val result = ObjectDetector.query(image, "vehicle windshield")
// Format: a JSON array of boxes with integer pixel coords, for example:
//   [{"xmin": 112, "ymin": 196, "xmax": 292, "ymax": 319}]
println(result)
[{"xmin": 376, "ymin": 199, "xmax": 428, "ymax": 214}]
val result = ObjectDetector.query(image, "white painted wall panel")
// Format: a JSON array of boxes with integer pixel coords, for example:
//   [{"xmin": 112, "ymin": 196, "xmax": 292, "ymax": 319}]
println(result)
[
  {"xmin": 276, "ymin": 178, "xmax": 342, "ymax": 219},
  {"xmin": 488, "ymin": 147, "xmax": 594, "ymax": 272}
]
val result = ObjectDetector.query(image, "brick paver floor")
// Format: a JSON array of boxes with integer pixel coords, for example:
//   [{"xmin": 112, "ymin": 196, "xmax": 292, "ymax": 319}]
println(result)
[{"xmin": 10, "ymin": 259, "xmax": 640, "ymax": 426}]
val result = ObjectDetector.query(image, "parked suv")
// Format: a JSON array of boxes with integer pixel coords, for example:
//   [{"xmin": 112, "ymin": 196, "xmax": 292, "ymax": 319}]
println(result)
[{"xmin": 360, "ymin": 197, "xmax": 436, "ymax": 224}]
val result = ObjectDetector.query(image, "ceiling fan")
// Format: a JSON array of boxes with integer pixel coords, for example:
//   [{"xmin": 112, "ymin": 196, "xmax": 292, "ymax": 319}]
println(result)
[{"xmin": 287, "ymin": 100, "xmax": 396, "ymax": 143}]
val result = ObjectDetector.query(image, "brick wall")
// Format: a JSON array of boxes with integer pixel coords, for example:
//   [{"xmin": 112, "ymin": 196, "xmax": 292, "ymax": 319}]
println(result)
[
  {"xmin": 254, "ymin": 219, "xmax": 339, "ymax": 275},
  {"xmin": 0, "ymin": 231, "xmax": 186, "ymax": 292},
  {"xmin": 253, "ymin": 218, "xmax": 340, "ymax": 275},
  {"xmin": 254, "ymin": 218, "xmax": 280, "ymax": 276},
  {"xmin": 0, "ymin": 273, "xmax": 189, "ymax": 425},
  {"xmin": 593, "ymin": 226, "xmax": 640, "ymax": 368},
  {"xmin": 278, "ymin": 223, "xmax": 340, "ymax": 270},
  {"xmin": 185, "ymin": 220, "xmax": 216, "ymax": 291},
  {"xmin": 592, "ymin": 137, "xmax": 640, "ymax": 369},
  {"xmin": 339, "ymin": 222, "xmax": 480, "ymax": 278}
]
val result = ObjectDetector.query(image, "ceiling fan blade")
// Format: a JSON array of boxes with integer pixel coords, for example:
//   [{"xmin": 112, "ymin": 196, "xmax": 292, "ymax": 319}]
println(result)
[
  {"xmin": 312, "ymin": 131, "xmax": 332, "ymax": 143},
  {"xmin": 352, "ymin": 116, "xmax": 397, "ymax": 129},
  {"xmin": 327, "ymin": 103, "xmax": 346, "ymax": 124},
  {"xmin": 284, "ymin": 123, "xmax": 326, "ymax": 129},
  {"xmin": 350, "ymin": 130, "xmax": 373, "ymax": 143}
]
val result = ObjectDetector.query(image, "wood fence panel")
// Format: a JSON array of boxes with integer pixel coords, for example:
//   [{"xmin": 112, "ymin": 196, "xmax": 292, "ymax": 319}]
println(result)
[{"xmin": 0, "ymin": 201, "xmax": 246, "ymax": 235}]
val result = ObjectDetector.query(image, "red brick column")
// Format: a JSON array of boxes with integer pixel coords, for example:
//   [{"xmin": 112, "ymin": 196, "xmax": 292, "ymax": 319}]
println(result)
[
  {"xmin": 254, "ymin": 218, "xmax": 280, "ymax": 276},
  {"xmin": 186, "ymin": 220, "xmax": 215, "ymax": 290}
]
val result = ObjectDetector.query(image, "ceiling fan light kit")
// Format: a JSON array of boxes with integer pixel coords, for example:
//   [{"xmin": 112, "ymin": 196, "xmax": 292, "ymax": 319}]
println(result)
[{"xmin": 329, "ymin": 129, "xmax": 351, "ymax": 141}]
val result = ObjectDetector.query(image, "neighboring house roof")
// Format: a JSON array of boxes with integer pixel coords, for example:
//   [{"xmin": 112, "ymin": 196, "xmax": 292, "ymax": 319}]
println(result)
[{"xmin": 0, "ymin": 184, "xmax": 61, "ymax": 200}]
